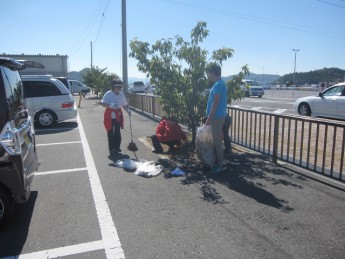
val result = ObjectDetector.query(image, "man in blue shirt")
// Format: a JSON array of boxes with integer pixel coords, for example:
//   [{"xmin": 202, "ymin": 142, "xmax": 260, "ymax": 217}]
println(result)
[{"xmin": 205, "ymin": 63, "xmax": 227, "ymax": 174}]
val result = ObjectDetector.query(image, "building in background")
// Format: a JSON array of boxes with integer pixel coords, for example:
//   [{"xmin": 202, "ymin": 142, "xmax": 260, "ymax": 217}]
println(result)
[{"xmin": 0, "ymin": 54, "xmax": 69, "ymax": 77}]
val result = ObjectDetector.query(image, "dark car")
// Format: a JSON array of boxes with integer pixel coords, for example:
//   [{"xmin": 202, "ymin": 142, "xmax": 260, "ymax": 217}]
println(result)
[
  {"xmin": 0, "ymin": 58, "xmax": 42, "ymax": 227},
  {"xmin": 55, "ymin": 76, "xmax": 73, "ymax": 93}
]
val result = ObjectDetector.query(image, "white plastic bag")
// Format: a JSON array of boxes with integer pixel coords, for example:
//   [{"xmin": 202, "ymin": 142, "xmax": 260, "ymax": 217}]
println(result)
[
  {"xmin": 196, "ymin": 125, "xmax": 215, "ymax": 168},
  {"xmin": 135, "ymin": 161, "xmax": 163, "ymax": 177}
]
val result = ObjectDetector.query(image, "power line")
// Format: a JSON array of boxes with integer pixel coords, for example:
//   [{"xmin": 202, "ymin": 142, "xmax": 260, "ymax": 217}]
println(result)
[
  {"xmin": 163, "ymin": 0, "xmax": 345, "ymax": 40},
  {"xmin": 317, "ymin": 0, "xmax": 345, "ymax": 8},
  {"xmin": 69, "ymin": 0, "xmax": 107, "ymax": 57},
  {"xmin": 93, "ymin": 0, "xmax": 110, "ymax": 52}
]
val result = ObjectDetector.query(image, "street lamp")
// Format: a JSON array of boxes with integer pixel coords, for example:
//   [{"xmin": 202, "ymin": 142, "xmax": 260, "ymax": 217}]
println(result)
[{"xmin": 292, "ymin": 49, "xmax": 300, "ymax": 95}]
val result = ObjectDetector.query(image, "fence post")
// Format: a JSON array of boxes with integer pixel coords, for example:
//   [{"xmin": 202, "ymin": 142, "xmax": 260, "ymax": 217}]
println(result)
[
  {"xmin": 272, "ymin": 115, "xmax": 280, "ymax": 164},
  {"xmin": 152, "ymin": 96, "xmax": 155, "ymax": 117}
]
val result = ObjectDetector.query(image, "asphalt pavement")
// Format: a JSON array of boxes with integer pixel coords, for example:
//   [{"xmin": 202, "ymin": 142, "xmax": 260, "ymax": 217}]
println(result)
[
  {"xmin": 76, "ymin": 95, "xmax": 345, "ymax": 258},
  {"xmin": 1, "ymin": 94, "xmax": 344, "ymax": 259}
]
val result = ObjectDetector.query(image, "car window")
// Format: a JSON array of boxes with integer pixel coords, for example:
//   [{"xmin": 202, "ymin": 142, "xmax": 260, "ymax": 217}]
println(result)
[
  {"xmin": 23, "ymin": 81, "xmax": 61, "ymax": 98},
  {"xmin": 2, "ymin": 67, "xmax": 22, "ymax": 105},
  {"xmin": 71, "ymin": 81, "xmax": 82, "ymax": 87},
  {"xmin": 323, "ymin": 86, "xmax": 344, "ymax": 97},
  {"xmin": 134, "ymin": 82, "xmax": 144, "ymax": 86}
]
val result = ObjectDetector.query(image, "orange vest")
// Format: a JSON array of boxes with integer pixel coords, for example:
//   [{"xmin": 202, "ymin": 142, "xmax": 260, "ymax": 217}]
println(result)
[{"xmin": 103, "ymin": 107, "xmax": 124, "ymax": 130}]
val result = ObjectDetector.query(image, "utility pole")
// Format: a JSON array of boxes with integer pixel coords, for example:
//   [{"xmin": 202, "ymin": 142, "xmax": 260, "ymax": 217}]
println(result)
[
  {"xmin": 292, "ymin": 49, "xmax": 300, "ymax": 95},
  {"xmin": 90, "ymin": 41, "xmax": 93, "ymax": 69},
  {"xmin": 121, "ymin": 0, "xmax": 128, "ymax": 94}
]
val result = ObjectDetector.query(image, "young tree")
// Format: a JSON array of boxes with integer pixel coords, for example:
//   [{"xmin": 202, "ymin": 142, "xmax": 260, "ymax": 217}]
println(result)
[
  {"xmin": 130, "ymin": 21, "xmax": 247, "ymax": 145},
  {"xmin": 83, "ymin": 66, "xmax": 119, "ymax": 96}
]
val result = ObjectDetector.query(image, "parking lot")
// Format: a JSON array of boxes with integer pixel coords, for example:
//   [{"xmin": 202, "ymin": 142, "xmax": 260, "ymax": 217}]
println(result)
[
  {"xmin": 1, "ymin": 96, "xmax": 345, "ymax": 259},
  {"xmin": 0, "ymin": 115, "xmax": 123, "ymax": 258}
]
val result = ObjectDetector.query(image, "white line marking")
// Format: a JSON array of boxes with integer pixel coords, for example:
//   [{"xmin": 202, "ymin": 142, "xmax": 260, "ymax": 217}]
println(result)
[
  {"xmin": 37, "ymin": 141, "xmax": 82, "ymax": 147},
  {"xmin": 15, "ymin": 240, "xmax": 104, "ymax": 259},
  {"xmin": 138, "ymin": 137, "xmax": 151, "ymax": 149},
  {"xmin": 35, "ymin": 167, "xmax": 87, "ymax": 176},
  {"xmin": 77, "ymin": 114, "xmax": 125, "ymax": 258},
  {"xmin": 273, "ymin": 109, "xmax": 287, "ymax": 114},
  {"xmin": 251, "ymin": 107, "xmax": 262, "ymax": 110}
]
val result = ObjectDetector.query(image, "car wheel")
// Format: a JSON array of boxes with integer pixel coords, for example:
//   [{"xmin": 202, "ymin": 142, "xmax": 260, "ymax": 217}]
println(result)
[
  {"xmin": 258, "ymin": 95, "xmax": 263, "ymax": 98},
  {"xmin": 0, "ymin": 188, "xmax": 14, "ymax": 228},
  {"xmin": 35, "ymin": 110, "xmax": 56, "ymax": 128},
  {"xmin": 298, "ymin": 103, "xmax": 311, "ymax": 116}
]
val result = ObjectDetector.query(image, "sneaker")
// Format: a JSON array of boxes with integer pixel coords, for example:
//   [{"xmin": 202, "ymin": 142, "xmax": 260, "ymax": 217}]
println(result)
[
  {"xmin": 152, "ymin": 149, "xmax": 163, "ymax": 154},
  {"xmin": 210, "ymin": 165, "xmax": 224, "ymax": 174}
]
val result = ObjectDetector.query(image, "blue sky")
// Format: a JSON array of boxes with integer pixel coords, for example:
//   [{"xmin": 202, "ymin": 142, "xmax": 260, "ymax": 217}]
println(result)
[{"xmin": 1, "ymin": 0, "xmax": 344, "ymax": 79}]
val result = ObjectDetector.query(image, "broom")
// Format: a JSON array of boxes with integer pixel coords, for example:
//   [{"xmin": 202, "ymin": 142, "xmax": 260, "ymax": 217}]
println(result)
[{"xmin": 127, "ymin": 111, "xmax": 138, "ymax": 152}]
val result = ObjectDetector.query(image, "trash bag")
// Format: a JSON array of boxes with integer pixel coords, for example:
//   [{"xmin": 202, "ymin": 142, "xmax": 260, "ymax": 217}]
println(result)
[
  {"xmin": 171, "ymin": 167, "xmax": 186, "ymax": 176},
  {"xmin": 196, "ymin": 125, "xmax": 215, "ymax": 168},
  {"xmin": 115, "ymin": 159, "xmax": 138, "ymax": 170},
  {"xmin": 135, "ymin": 161, "xmax": 163, "ymax": 177}
]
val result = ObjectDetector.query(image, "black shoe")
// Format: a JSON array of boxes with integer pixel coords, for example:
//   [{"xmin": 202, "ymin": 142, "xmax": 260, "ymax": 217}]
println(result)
[{"xmin": 152, "ymin": 149, "xmax": 163, "ymax": 154}]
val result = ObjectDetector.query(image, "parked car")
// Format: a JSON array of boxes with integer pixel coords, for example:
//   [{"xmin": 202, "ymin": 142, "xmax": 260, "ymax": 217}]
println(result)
[
  {"xmin": 145, "ymin": 84, "xmax": 157, "ymax": 95},
  {"xmin": 241, "ymin": 79, "xmax": 265, "ymax": 97},
  {"xmin": 55, "ymin": 76, "xmax": 73, "ymax": 93},
  {"xmin": 294, "ymin": 82, "xmax": 345, "ymax": 120},
  {"xmin": 0, "ymin": 58, "xmax": 41, "ymax": 227},
  {"xmin": 69, "ymin": 79, "xmax": 90, "ymax": 95},
  {"xmin": 129, "ymin": 81, "xmax": 145, "ymax": 93},
  {"xmin": 21, "ymin": 75, "xmax": 77, "ymax": 128}
]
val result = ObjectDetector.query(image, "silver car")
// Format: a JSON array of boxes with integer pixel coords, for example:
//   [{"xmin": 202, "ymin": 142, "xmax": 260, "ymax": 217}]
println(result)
[
  {"xmin": 22, "ymin": 75, "xmax": 77, "ymax": 127},
  {"xmin": 294, "ymin": 82, "xmax": 345, "ymax": 120}
]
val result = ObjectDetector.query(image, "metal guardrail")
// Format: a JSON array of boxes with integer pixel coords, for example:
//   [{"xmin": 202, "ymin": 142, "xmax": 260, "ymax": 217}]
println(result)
[{"xmin": 128, "ymin": 93, "xmax": 345, "ymax": 182}]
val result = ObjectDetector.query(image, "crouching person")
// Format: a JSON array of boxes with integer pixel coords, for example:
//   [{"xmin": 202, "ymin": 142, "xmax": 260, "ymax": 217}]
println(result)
[{"xmin": 151, "ymin": 116, "xmax": 187, "ymax": 153}]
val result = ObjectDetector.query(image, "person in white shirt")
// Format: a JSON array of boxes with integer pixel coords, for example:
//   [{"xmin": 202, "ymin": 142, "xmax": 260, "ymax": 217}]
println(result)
[{"xmin": 101, "ymin": 79, "xmax": 131, "ymax": 153}]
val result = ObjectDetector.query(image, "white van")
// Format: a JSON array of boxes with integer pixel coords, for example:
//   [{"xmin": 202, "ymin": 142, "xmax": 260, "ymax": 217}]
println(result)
[
  {"xmin": 129, "ymin": 81, "xmax": 145, "ymax": 93},
  {"xmin": 241, "ymin": 79, "xmax": 265, "ymax": 98},
  {"xmin": 69, "ymin": 79, "xmax": 90, "ymax": 95},
  {"xmin": 21, "ymin": 75, "xmax": 77, "ymax": 127}
]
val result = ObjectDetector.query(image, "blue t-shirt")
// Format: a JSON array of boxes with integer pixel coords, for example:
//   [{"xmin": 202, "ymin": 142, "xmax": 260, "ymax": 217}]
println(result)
[{"xmin": 206, "ymin": 79, "xmax": 227, "ymax": 118}]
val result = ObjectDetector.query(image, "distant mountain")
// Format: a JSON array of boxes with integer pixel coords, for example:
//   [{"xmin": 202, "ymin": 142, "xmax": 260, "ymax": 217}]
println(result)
[
  {"xmin": 223, "ymin": 72, "xmax": 280, "ymax": 85},
  {"xmin": 68, "ymin": 68, "xmax": 146, "ymax": 84},
  {"xmin": 68, "ymin": 68, "xmax": 91, "ymax": 83},
  {"xmin": 273, "ymin": 67, "xmax": 345, "ymax": 85}
]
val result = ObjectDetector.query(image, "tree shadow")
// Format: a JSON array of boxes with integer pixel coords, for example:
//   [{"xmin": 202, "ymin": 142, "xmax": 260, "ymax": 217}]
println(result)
[{"xmin": 158, "ymin": 143, "xmax": 298, "ymax": 212}]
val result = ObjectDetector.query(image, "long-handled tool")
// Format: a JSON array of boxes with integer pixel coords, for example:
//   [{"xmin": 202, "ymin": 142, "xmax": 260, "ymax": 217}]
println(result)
[{"xmin": 127, "ymin": 112, "xmax": 138, "ymax": 152}]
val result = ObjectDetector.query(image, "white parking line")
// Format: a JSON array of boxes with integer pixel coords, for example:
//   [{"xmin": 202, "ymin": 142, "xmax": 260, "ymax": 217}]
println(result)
[
  {"xmin": 77, "ymin": 114, "xmax": 125, "ymax": 258},
  {"xmin": 16, "ymin": 240, "xmax": 104, "ymax": 259},
  {"xmin": 273, "ymin": 109, "xmax": 287, "ymax": 114},
  {"xmin": 9, "ymin": 115, "xmax": 124, "ymax": 259},
  {"xmin": 35, "ymin": 167, "xmax": 87, "ymax": 176},
  {"xmin": 36, "ymin": 141, "xmax": 82, "ymax": 147}
]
